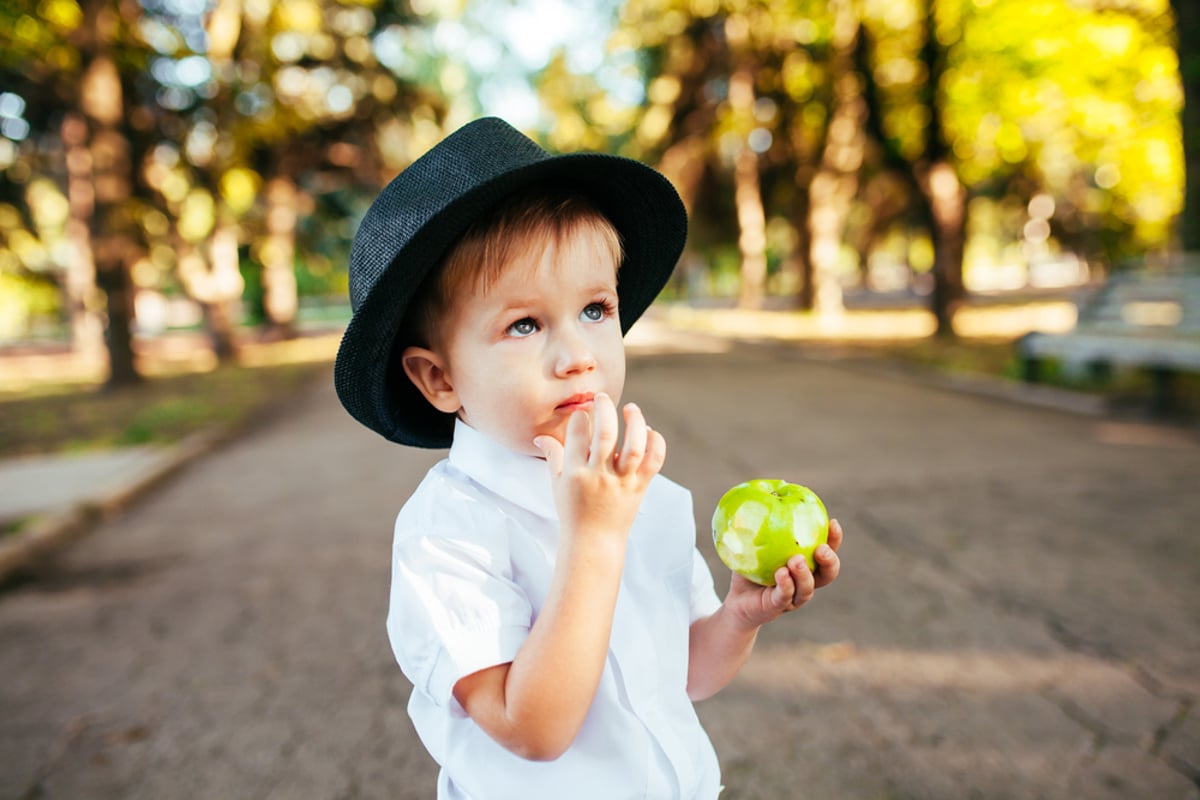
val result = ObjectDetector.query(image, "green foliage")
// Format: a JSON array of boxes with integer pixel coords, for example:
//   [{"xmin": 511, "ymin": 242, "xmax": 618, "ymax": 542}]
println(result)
[
  {"xmin": 597, "ymin": 0, "xmax": 1187, "ymax": 296},
  {"xmin": 938, "ymin": 0, "xmax": 1181, "ymax": 257},
  {"xmin": 0, "ymin": 0, "xmax": 1191, "ymax": 341},
  {"xmin": 0, "ymin": 0, "xmax": 452, "ymax": 341},
  {"xmin": 0, "ymin": 359, "xmax": 330, "ymax": 457}
]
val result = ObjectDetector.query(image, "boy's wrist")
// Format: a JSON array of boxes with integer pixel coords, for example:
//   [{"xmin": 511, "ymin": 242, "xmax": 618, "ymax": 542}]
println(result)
[
  {"xmin": 718, "ymin": 599, "xmax": 766, "ymax": 635},
  {"xmin": 557, "ymin": 527, "xmax": 629, "ymax": 567}
]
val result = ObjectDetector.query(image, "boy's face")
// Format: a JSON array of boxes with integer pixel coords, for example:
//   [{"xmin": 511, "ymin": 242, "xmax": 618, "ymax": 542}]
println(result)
[{"xmin": 409, "ymin": 225, "xmax": 626, "ymax": 457}]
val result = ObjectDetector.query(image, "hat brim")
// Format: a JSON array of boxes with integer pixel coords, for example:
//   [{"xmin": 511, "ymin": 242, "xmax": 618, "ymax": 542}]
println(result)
[{"xmin": 334, "ymin": 152, "xmax": 687, "ymax": 448}]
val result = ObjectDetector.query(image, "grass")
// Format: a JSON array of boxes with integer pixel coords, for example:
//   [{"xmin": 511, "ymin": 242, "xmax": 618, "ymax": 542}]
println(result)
[
  {"xmin": 868, "ymin": 335, "xmax": 1200, "ymax": 418},
  {"xmin": 0, "ymin": 335, "xmax": 337, "ymax": 459},
  {"xmin": 868, "ymin": 336, "xmax": 1020, "ymax": 380}
]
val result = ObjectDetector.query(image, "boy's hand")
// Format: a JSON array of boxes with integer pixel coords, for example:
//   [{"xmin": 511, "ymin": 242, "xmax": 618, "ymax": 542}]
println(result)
[
  {"xmin": 534, "ymin": 393, "xmax": 665, "ymax": 541},
  {"xmin": 723, "ymin": 518, "xmax": 843, "ymax": 629},
  {"xmin": 686, "ymin": 519, "xmax": 843, "ymax": 700}
]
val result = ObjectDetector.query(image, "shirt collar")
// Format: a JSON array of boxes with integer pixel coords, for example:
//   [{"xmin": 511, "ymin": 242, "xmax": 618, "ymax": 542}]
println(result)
[{"xmin": 447, "ymin": 419, "xmax": 558, "ymax": 521}]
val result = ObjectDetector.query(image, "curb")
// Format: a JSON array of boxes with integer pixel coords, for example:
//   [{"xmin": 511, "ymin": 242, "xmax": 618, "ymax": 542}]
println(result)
[{"xmin": 0, "ymin": 426, "xmax": 229, "ymax": 586}]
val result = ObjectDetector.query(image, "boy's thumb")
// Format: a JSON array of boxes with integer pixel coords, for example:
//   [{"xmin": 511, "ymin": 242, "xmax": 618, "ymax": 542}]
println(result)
[{"xmin": 533, "ymin": 436, "xmax": 564, "ymax": 474}]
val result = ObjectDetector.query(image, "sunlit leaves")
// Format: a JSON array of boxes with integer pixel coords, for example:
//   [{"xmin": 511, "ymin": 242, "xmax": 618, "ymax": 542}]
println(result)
[
  {"xmin": 219, "ymin": 167, "xmax": 260, "ymax": 214},
  {"xmin": 37, "ymin": 0, "xmax": 83, "ymax": 30},
  {"xmin": 178, "ymin": 189, "xmax": 215, "ymax": 243},
  {"xmin": 0, "ymin": 5, "xmax": 83, "ymax": 77},
  {"xmin": 275, "ymin": 0, "xmax": 324, "ymax": 34},
  {"xmin": 867, "ymin": 0, "xmax": 1183, "ymax": 255}
]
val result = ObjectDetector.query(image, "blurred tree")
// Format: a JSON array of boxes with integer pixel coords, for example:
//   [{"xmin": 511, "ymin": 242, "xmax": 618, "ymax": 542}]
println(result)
[
  {"xmin": 133, "ymin": 0, "xmax": 448, "ymax": 356},
  {"xmin": 505, "ymin": 0, "xmax": 1186, "ymax": 304},
  {"xmin": 2, "ymin": 0, "xmax": 452, "ymax": 373},
  {"xmin": 860, "ymin": 0, "xmax": 964, "ymax": 337},
  {"xmin": 3, "ymin": 0, "xmax": 1186, "ymax": 361},
  {"xmin": 1171, "ymin": 0, "xmax": 1197, "ymax": 252},
  {"xmin": 724, "ymin": 12, "xmax": 769, "ymax": 308},
  {"xmin": 238, "ymin": 0, "xmax": 451, "ymax": 336},
  {"xmin": 74, "ymin": 0, "xmax": 146, "ymax": 385},
  {"xmin": 157, "ymin": 0, "xmax": 405, "ymax": 355},
  {"xmin": 0, "ymin": 7, "xmax": 74, "ymax": 346},
  {"xmin": 609, "ymin": 0, "xmax": 851, "ymax": 310},
  {"xmin": 807, "ymin": 0, "xmax": 866, "ymax": 317},
  {"xmin": 859, "ymin": 0, "xmax": 1181, "ymax": 319},
  {"xmin": 0, "ymin": 0, "xmax": 153, "ymax": 386},
  {"xmin": 970, "ymin": 0, "xmax": 1176, "ymax": 265},
  {"xmin": 611, "ymin": 8, "xmax": 724, "ymax": 241}
]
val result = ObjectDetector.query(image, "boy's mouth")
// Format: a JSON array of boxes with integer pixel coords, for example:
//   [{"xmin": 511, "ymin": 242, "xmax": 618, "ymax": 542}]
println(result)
[{"xmin": 555, "ymin": 393, "xmax": 595, "ymax": 412}]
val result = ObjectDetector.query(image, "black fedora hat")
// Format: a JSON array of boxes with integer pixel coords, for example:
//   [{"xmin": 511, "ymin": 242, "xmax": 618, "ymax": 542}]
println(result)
[{"xmin": 333, "ymin": 116, "xmax": 688, "ymax": 448}]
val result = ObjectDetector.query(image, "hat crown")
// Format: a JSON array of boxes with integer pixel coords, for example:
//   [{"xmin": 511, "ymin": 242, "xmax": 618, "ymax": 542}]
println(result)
[{"xmin": 348, "ymin": 117, "xmax": 549, "ymax": 311}]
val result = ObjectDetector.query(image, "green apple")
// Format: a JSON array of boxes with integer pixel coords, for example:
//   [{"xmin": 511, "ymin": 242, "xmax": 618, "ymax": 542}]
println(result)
[{"xmin": 712, "ymin": 479, "xmax": 829, "ymax": 587}]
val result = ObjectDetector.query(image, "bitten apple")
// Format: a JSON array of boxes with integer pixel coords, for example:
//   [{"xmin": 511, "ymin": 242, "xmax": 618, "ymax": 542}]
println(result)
[{"xmin": 712, "ymin": 479, "xmax": 829, "ymax": 586}]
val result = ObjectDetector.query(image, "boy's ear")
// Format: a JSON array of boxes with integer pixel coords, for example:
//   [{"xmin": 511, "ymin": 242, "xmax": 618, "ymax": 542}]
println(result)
[{"xmin": 401, "ymin": 346, "xmax": 461, "ymax": 414}]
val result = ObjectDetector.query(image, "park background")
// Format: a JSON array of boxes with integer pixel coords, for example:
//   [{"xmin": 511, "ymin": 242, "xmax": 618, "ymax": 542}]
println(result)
[
  {"xmin": 0, "ymin": 0, "xmax": 1196, "ymax": 425},
  {"xmin": 1, "ymin": 3, "xmax": 1199, "ymax": 799}
]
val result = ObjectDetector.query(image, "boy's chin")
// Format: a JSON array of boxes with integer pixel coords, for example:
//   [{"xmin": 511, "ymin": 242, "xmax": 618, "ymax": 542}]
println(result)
[{"xmin": 490, "ymin": 426, "xmax": 559, "ymax": 458}]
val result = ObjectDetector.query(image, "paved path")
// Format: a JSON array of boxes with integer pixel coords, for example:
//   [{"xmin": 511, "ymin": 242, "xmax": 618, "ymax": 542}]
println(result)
[
  {"xmin": 0, "ymin": 449, "xmax": 174, "ymax": 525},
  {"xmin": 1, "ymin": 342, "xmax": 1198, "ymax": 800}
]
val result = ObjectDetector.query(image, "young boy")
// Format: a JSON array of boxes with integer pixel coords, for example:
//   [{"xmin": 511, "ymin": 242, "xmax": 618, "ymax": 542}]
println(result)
[{"xmin": 334, "ymin": 117, "xmax": 842, "ymax": 799}]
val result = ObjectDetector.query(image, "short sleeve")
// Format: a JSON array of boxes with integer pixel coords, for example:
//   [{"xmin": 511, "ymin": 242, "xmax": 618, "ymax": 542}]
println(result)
[
  {"xmin": 689, "ymin": 547, "xmax": 723, "ymax": 624},
  {"xmin": 387, "ymin": 531, "xmax": 532, "ymax": 709}
]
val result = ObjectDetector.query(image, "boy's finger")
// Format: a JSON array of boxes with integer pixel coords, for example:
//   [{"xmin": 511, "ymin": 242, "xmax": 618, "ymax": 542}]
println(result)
[
  {"xmin": 563, "ymin": 408, "xmax": 592, "ymax": 469},
  {"xmin": 813, "ymin": 545, "xmax": 840, "ymax": 587},
  {"xmin": 638, "ymin": 427, "xmax": 667, "ymax": 480},
  {"xmin": 589, "ymin": 392, "xmax": 619, "ymax": 467},
  {"xmin": 534, "ymin": 435, "xmax": 565, "ymax": 476},
  {"xmin": 788, "ymin": 557, "xmax": 816, "ymax": 605},
  {"xmin": 827, "ymin": 518, "xmax": 844, "ymax": 551},
  {"xmin": 617, "ymin": 403, "xmax": 647, "ymax": 474},
  {"xmin": 771, "ymin": 567, "xmax": 795, "ymax": 609}
]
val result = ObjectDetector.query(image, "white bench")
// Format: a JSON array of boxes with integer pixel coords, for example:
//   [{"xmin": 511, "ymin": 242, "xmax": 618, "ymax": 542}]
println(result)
[{"xmin": 1017, "ymin": 269, "xmax": 1200, "ymax": 415}]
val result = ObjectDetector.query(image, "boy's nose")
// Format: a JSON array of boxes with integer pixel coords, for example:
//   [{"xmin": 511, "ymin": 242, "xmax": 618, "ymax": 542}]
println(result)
[{"xmin": 552, "ymin": 329, "xmax": 597, "ymax": 376}]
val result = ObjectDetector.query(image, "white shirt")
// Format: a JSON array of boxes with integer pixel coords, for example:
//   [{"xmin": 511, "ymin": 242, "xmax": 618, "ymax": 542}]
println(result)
[{"xmin": 387, "ymin": 420, "xmax": 724, "ymax": 800}]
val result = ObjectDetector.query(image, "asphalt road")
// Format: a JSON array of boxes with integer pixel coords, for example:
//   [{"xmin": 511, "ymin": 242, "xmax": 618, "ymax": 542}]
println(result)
[{"xmin": 2, "ymin": 341, "xmax": 1197, "ymax": 800}]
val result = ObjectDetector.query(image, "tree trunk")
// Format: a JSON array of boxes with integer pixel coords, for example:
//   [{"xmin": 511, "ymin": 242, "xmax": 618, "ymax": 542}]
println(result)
[
  {"xmin": 206, "ymin": 222, "xmax": 241, "ymax": 360},
  {"xmin": 922, "ymin": 162, "xmax": 966, "ymax": 336},
  {"xmin": 656, "ymin": 135, "xmax": 710, "ymax": 300},
  {"xmin": 60, "ymin": 112, "xmax": 106, "ymax": 361},
  {"xmin": 193, "ymin": 0, "xmax": 245, "ymax": 358},
  {"xmin": 177, "ymin": 223, "xmax": 242, "ymax": 362},
  {"xmin": 789, "ymin": 180, "xmax": 814, "ymax": 310},
  {"xmin": 261, "ymin": 175, "xmax": 299, "ymax": 339},
  {"xmin": 733, "ymin": 144, "xmax": 768, "ymax": 308},
  {"xmin": 728, "ymin": 63, "xmax": 768, "ymax": 309},
  {"xmin": 80, "ymin": 48, "xmax": 141, "ymax": 387},
  {"xmin": 917, "ymin": 0, "xmax": 965, "ymax": 337},
  {"xmin": 806, "ymin": 0, "xmax": 866, "ymax": 320},
  {"xmin": 657, "ymin": 136, "xmax": 707, "ymax": 214},
  {"xmin": 1172, "ymin": 0, "xmax": 1198, "ymax": 252},
  {"xmin": 74, "ymin": 2, "xmax": 141, "ymax": 387},
  {"xmin": 94, "ymin": 230, "xmax": 139, "ymax": 386}
]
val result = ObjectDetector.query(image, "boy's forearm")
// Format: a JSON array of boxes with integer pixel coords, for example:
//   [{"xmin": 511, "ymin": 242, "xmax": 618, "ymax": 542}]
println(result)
[
  {"xmin": 686, "ymin": 605, "xmax": 760, "ymax": 701},
  {"xmin": 473, "ymin": 532, "xmax": 627, "ymax": 760}
]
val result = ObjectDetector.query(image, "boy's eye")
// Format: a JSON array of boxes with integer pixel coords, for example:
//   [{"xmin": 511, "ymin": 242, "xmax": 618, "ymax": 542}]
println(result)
[
  {"xmin": 581, "ymin": 302, "xmax": 609, "ymax": 323},
  {"xmin": 507, "ymin": 318, "xmax": 538, "ymax": 337}
]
